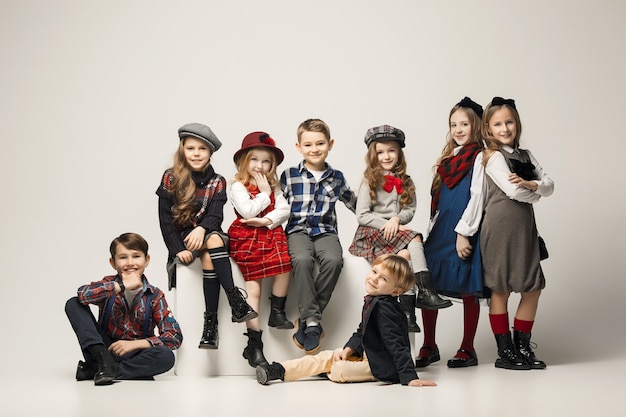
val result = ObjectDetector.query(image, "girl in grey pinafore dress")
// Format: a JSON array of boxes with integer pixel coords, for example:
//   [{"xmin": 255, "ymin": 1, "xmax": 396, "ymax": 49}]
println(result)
[{"xmin": 480, "ymin": 97, "xmax": 554, "ymax": 371}]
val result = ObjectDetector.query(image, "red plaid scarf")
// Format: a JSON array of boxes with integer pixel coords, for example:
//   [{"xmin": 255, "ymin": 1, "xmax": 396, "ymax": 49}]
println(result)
[{"xmin": 430, "ymin": 142, "xmax": 481, "ymax": 217}]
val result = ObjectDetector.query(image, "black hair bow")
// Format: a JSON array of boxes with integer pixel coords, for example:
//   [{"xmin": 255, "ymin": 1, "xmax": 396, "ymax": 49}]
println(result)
[
  {"xmin": 456, "ymin": 96, "xmax": 483, "ymax": 118},
  {"xmin": 491, "ymin": 97, "xmax": 516, "ymax": 109}
]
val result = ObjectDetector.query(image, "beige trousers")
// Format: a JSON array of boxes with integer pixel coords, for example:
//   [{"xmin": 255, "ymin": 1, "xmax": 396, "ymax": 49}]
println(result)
[{"xmin": 283, "ymin": 349, "xmax": 377, "ymax": 383}]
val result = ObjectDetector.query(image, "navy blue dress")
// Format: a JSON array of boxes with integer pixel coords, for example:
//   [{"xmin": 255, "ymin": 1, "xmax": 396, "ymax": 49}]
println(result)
[{"xmin": 424, "ymin": 169, "xmax": 487, "ymax": 299}]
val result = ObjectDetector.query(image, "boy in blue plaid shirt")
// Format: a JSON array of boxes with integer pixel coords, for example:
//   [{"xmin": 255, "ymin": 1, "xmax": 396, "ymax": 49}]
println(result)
[{"xmin": 280, "ymin": 118, "xmax": 357, "ymax": 355}]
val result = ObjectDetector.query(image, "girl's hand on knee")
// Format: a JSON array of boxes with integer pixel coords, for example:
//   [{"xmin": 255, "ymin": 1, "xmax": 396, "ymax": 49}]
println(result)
[
  {"xmin": 176, "ymin": 250, "xmax": 193, "ymax": 264},
  {"xmin": 184, "ymin": 226, "xmax": 206, "ymax": 251}
]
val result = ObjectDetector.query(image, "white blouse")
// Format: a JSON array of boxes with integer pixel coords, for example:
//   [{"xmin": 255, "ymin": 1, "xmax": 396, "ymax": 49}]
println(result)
[{"xmin": 229, "ymin": 181, "xmax": 290, "ymax": 229}]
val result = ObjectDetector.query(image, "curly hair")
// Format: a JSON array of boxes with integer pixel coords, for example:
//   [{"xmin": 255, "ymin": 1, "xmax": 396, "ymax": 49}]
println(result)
[
  {"xmin": 169, "ymin": 141, "xmax": 204, "ymax": 227},
  {"xmin": 363, "ymin": 142, "xmax": 414, "ymax": 208}
]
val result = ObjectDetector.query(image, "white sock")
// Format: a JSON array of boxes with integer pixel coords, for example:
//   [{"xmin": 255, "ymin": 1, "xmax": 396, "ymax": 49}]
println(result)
[
  {"xmin": 306, "ymin": 318, "xmax": 319, "ymax": 327},
  {"xmin": 408, "ymin": 241, "xmax": 428, "ymax": 272}
]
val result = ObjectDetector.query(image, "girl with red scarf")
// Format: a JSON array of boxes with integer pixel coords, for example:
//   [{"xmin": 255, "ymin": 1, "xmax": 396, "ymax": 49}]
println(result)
[
  {"xmin": 349, "ymin": 125, "xmax": 452, "ymax": 333},
  {"xmin": 417, "ymin": 97, "xmax": 489, "ymax": 369}
]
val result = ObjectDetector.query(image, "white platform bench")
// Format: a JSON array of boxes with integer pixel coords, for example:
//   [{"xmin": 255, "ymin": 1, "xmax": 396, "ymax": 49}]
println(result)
[{"xmin": 171, "ymin": 255, "xmax": 416, "ymax": 376}]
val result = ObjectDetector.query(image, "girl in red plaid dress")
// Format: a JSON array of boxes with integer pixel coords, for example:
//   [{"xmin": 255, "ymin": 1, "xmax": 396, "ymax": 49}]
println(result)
[
  {"xmin": 349, "ymin": 125, "xmax": 452, "ymax": 333},
  {"xmin": 229, "ymin": 132, "xmax": 293, "ymax": 368}
]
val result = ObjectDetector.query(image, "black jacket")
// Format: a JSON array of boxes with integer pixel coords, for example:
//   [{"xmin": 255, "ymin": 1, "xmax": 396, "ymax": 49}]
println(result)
[{"xmin": 344, "ymin": 295, "xmax": 418, "ymax": 385}]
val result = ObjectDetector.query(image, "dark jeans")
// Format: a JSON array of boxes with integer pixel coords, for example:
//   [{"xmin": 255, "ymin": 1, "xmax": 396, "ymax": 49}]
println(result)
[{"xmin": 65, "ymin": 297, "xmax": 175, "ymax": 379}]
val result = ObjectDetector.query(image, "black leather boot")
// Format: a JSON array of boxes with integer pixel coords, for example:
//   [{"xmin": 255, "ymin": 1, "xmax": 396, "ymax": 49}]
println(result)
[
  {"xmin": 243, "ymin": 329, "xmax": 269, "ymax": 368},
  {"xmin": 514, "ymin": 330, "xmax": 546, "ymax": 369},
  {"xmin": 268, "ymin": 295, "xmax": 294, "ymax": 329},
  {"xmin": 494, "ymin": 332, "xmax": 531, "ymax": 370},
  {"xmin": 399, "ymin": 294, "xmax": 421, "ymax": 332},
  {"xmin": 88, "ymin": 344, "xmax": 121, "ymax": 385},
  {"xmin": 225, "ymin": 287, "xmax": 258, "ymax": 323},
  {"xmin": 256, "ymin": 361, "xmax": 285, "ymax": 385},
  {"xmin": 198, "ymin": 311, "xmax": 219, "ymax": 349},
  {"xmin": 414, "ymin": 271, "xmax": 453, "ymax": 310}
]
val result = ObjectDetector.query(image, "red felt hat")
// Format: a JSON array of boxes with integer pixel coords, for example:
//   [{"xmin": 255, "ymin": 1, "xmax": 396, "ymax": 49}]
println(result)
[{"xmin": 233, "ymin": 131, "xmax": 284, "ymax": 165}]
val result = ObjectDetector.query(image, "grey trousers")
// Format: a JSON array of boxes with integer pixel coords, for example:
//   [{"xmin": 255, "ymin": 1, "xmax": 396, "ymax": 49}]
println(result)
[{"xmin": 287, "ymin": 232, "xmax": 344, "ymax": 322}]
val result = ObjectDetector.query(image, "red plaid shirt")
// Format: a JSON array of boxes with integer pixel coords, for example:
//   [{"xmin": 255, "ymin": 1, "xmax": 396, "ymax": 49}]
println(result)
[{"xmin": 77, "ymin": 275, "xmax": 182, "ymax": 350}]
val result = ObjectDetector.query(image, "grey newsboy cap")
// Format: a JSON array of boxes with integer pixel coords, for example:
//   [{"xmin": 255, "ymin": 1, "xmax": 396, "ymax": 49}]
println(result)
[
  {"xmin": 178, "ymin": 123, "xmax": 222, "ymax": 153},
  {"xmin": 364, "ymin": 124, "xmax": 405, "ymax": 148}
]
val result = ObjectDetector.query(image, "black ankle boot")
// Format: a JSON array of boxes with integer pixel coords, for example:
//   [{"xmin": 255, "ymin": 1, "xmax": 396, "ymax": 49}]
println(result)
[
  {"xmin": 398, "ymin": 294, "xmax": 421, "ymax": 332},
  {"xmin": 88, "ymin": 344, "xmax": 121, "ymax": 385},
  {"xmin": 268, "ymin": 295, "xmax": 294, "ymax": 329},
  {"xmin": 514, "ymin": 330, "xmax": 546, "ymax": 369},
  {"xmin": 243, "ymin": 329, "xmax": 269, "ymax": 368},
  {"xmin": 494, "ymin": 332, "xmax": 531, "ymax": 370},
  {"xmin": 414, "ymin": 271, "xmax": 453, "ymax": 310},
  {"xmin": 199, "ymin": 311, "xmax": 219, "ymax": 349},
  {"xmin": 225, "ymin": 287, "xmax": 258, "ymax": 323},
  {"xmin": 256, "ymin": 361, "xmax": 285, "ymax": 385}
]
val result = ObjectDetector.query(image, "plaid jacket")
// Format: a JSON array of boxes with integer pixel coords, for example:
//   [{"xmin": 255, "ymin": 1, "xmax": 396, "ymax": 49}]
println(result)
[
  {"xmin": 77, "ymin": 275, "xmax": 183, "ymax": 350},
  {"xmin": 280, "ymin": 161, "xmax": 356, "ymax": 237}
]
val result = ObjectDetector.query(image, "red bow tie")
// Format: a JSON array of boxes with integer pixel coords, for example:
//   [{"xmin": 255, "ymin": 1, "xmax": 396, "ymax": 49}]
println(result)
[{"xmin": 383, "ymin": 175, "xmax": 403, "ymax": 194}]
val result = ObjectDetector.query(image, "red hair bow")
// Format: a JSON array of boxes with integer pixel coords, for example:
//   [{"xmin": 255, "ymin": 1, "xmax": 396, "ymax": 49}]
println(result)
[{"xmin": 383, "ymin": 175, "xmax": 403, "ymax": 194}]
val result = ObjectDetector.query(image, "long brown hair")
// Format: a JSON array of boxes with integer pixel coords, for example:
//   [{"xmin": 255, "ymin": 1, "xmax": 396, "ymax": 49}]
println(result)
[
  {"xmin": 170, "ymin": 140, "xmax": 210, "ymax": 227},
  {"xmin": 431, "ymin": 106, "xmax": 483, "ymax": 198},
  {"xmin": 363, "ymin": 142, "xmax": 414, "ymax": 208}
]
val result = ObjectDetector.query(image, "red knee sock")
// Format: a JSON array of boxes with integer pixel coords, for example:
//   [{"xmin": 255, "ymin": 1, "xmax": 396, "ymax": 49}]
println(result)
[
  {"xmin": 513, "ymin": 318, "xmax": 534, "ymax": 333},
  {"xmin": 419, "ymin": 309, "xmax": 438, "ymax": 356},
  {"xmin": 489, "ymin": 313, "xmax": 509, "ymax": 335},
  {"xmin": 456, "ymin": 296, "xmax": 480, "ymax": 359}
]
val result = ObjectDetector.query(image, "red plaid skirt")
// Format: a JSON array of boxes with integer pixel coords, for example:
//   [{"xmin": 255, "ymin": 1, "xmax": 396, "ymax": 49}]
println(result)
[
  {"xmin": 348, "ymin": 225, "xmax": 421, "ymax": 263},
  {"xmin": 228, "ymin": 221, "xmax": 291, "ymax": 281}
]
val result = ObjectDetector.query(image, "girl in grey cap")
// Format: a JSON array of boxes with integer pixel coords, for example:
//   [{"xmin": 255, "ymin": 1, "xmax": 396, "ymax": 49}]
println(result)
[
  {"xmin": 349, "ymin": 125, "xmax": 452, "ymax": 335},
  {"xmin": 156, "ymin": 123, "xmax": 258, "ymax": 350}
]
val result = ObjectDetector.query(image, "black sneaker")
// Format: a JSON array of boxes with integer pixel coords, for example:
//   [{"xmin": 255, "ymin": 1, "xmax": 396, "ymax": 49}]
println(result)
[
  {"xmin": 304, "ymin": 324, "xmax": 324, "ymax": 354},
  {"xmin": 292, "ymin": 318, "xmax": 306, "ymax": 350}
]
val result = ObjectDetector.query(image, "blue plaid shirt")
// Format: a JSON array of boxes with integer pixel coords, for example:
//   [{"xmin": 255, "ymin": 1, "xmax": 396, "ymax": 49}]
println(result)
[{"xmin": 280, "ymin": 161, "xmax": 356, "ymax": 237}]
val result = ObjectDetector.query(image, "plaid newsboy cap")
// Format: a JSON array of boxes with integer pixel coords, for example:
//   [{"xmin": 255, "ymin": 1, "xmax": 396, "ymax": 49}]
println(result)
[{"xmin": 364, "ymin": 124, "xmax": 406, "ymax": 148}]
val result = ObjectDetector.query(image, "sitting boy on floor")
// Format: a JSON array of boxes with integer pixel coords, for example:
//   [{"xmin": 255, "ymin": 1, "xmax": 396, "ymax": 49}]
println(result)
[
  {"xmin": 65, "ymin": 232, "xmax": 183, "ymax": 385},
  {"xmin": 256, "ymin": 253, "xmax": 436, "ymax": 387}
]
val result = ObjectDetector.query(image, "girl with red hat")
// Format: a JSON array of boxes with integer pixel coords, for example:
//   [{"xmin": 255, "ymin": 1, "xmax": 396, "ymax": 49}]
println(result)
[{"xmin": 229, "ymin": 131, "xmax": 293, "ymax": 368}]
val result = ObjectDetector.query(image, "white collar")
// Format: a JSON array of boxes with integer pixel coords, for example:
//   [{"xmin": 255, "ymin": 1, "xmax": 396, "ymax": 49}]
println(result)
[{"xmin": 501, "ymin": 144, "xmax": 516, "ymax": 154}]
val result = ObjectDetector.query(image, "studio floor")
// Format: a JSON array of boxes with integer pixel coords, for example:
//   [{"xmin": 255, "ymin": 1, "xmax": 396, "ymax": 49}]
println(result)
[{"xmin": 2, "ymin": 354, "xmax": 623, "ymax": 417}]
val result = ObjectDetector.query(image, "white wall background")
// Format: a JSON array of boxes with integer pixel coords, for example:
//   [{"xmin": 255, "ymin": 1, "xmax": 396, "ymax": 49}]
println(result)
[{"xmin": 1, "ymin": 0, "xmax": 624, "ymax": 376}]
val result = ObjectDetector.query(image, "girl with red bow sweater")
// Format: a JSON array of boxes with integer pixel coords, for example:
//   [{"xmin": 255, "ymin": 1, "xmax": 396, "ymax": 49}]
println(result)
[{"xmin": 349, "ymin": 125, "xmax": 451, "ymax": 332}]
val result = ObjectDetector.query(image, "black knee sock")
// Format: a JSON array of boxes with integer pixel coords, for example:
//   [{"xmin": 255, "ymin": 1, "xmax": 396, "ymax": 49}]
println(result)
[
  {"xmin": 208, "ymin": 247, "xmax": 235, "ymax": 290},
  {"xmin": 202, "ymin": 271, "xmax": 220, "ymax": 312}
]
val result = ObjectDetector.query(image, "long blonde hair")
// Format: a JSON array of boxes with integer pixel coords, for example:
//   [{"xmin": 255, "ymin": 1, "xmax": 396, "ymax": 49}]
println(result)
[
  {"xmin": 363, "ymin": 142, "xmax": 414, "ymax": 208},
  {"xmin": 431, "ymin": 106, "xmax": 483, "ymax": 198},
  {"xmin": 233, "ymin": 147, "xmax": 280, "ymax": 190}
]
